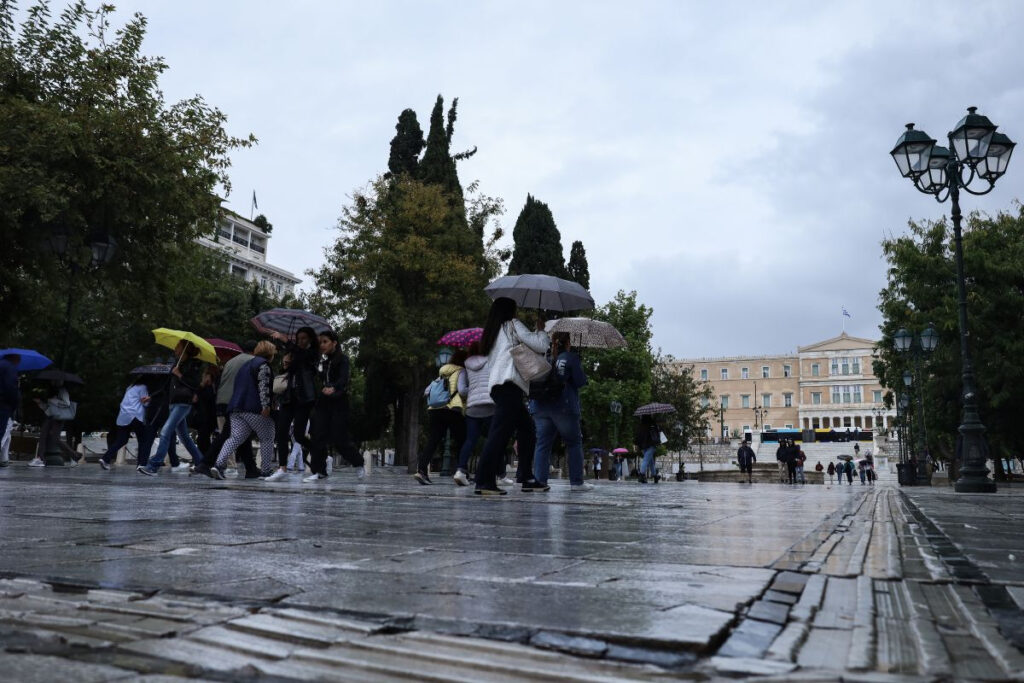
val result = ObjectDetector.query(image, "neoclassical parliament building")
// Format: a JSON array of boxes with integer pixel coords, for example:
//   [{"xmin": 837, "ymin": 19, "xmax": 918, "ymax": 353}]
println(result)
[{"xmin": 677, "ymin": 333, "xmax": 894, "ymax": 439}]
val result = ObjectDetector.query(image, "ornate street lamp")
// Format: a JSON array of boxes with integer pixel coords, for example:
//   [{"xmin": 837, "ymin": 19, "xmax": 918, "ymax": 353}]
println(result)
[
  {"xmin": 890, "ymin": 108, "xmax": 1015, "ymax": 493},
  {"xmin": 894, "ymin": 324, "xmax": 939, "ymax": 485}
]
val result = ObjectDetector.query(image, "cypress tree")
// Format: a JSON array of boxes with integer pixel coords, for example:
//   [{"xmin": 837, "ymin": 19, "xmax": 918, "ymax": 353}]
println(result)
[
  {"xmin": 387, "ymin": 109, "xmax": 425, "ymax": 177},
  {"xmin": 567, "ymin": 240, "xmax": 590, "ymax": 290},
  {"xmin": 507, "ymin": 194, "xmax": 567, "ymax": 277}
]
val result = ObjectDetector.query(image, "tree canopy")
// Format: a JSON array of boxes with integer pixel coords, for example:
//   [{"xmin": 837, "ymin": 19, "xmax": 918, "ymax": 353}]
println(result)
[
  {"xmin": 567, "ymin": 240, "xmax": 590, "ymax": 290},
  {"xmin": 507, "ymin": 194, "xmax": 567, "ymax": 277}
]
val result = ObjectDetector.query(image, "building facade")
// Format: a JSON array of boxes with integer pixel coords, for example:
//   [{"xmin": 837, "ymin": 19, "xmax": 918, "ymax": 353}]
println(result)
[
  {"xmin": 678, "ymin": 333, "xmax": 894, "ymax": 439},
  {"xmin": 198, "ymin": 212, "xmax": 301, "ymax": 296}
]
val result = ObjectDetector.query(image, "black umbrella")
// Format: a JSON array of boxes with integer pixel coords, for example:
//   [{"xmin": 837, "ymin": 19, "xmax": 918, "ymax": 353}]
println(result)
[
  {"xmin": 35, "ymin": 368, "xmax": 84, "ymax": 385},
  {"xmin": 251, "ymin": 308, "xmax": 332, "ymax": 339},
  {"xmin": 485, "ymin": 274, "xmax": 595, "ymax": 312},
  {"xmin": 130, "ymin": 363, "xmax": 173, "ymax": 376},
  {"xmin": 633, "ymin": 402, "xmax": 676, "ymax": 417}
]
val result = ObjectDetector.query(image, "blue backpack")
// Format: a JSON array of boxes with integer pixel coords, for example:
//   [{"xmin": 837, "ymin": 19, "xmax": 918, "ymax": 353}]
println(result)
[{"xmin": 426, "ymin": 374, "xmax": 451, "ymax": 408}]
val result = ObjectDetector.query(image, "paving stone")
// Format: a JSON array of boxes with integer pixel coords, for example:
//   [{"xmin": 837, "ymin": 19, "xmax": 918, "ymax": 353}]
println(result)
[
  {"xmin": 0, "ymin": 653, "xmax": 136, "ymax": 683},
  {"xmin": 747, "ymin": 599, "xmax": 790, "ymax": 625},
  {"xmin": 716, "ymin": 618, "xmax": 783, "ymax": 658},
  {"xmin": 530, "ymin": 630, "xmax": 608, "ymax": 657},
  {"xmin": 770, "ymin": 571, "xmax": 810, "ymax": 595},
  {"xmin": 762, "ymin": 589, "xmax": 798, "ymax": 605}
]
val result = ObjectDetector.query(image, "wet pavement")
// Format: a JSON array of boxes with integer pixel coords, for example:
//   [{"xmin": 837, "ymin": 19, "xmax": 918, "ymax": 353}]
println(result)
[{"xmin": 0, "ymin": 463, "xmax": 1022, "ymax": 680}]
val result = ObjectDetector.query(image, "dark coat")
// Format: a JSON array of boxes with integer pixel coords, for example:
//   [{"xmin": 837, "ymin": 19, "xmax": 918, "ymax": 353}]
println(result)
[
  {"xmin": 169, "ymin": 358, "xmax": 204, "ymax": 404},
  {"xmin": 285, "ymin": 341, "xmax": 317, "ymax": 405},
  {"xmin": 317, "ymin": 348, "xmax": 350, "ymax": 405},
  {"xmin": 737, "ymin": 444, "xmax": 756, "ymax": 468},
  {"xmin": 0, "ymin": 358, "xmax": 19, "ymax": 411}
]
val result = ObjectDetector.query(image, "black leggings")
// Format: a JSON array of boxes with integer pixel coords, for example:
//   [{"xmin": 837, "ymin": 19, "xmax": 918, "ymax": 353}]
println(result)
[
  {"xmin": 474, "ymin": 383, "xmax": 535, "ymax": 489},
  {"xmin": 310, "ymin": 401, "xmax": 361, "ymax": 476},
  {"xmin": 101, "ymin": 419, "xmax": 146, "ymax": 464},
  {"xmin": 416, "ymin": 408, "xmax": 466, "ymax": 475}
]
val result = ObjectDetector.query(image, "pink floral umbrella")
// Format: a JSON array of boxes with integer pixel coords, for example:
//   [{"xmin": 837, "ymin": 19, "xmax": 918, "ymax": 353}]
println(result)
[{"xmin": 437, "ymin": 327, "xmax": 483, "ymax": 348}]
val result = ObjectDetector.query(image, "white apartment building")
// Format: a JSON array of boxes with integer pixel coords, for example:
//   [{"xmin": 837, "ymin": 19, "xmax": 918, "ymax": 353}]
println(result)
[{"xmin": 198, "ymin": 211, "xmax": 301, "ymax": 296}]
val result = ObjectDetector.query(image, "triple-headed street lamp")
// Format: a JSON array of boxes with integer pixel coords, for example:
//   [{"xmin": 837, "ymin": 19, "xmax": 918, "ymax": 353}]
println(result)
[
  {"xmin": 895, "ymin": 324, "xmax": 938, "ymax": 485},
  {"xmin": 890, "ymin": 107, "xmax": 1015, "ymax": 493}
]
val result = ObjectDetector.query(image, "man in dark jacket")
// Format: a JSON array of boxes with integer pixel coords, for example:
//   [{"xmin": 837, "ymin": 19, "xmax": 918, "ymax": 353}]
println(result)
[
  {"xmin": 0, "ymin": 354, "xmax": 20, "ymax": 467},
  {"xmin": 736, "ymin": 441, "xmax": 755, "ymax": 483}
]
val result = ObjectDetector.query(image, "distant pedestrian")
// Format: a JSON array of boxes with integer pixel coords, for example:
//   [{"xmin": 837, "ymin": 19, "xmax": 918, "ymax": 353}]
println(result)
[
  {"xmin": 635, "ymin": 415, "xmax": 661, "ymax": 484},
  {"xmin": 307, "ymin": 330, "xmax": 363, "ymax": 482},
  {"xmin": 794, "ymin": 446, "xmax": 807, "ymax": 484},
  {"xmin": 826, "ymin": 461, "xmax": 835, "ymax": 484},
  {"xmin": 858, "ymin": 459, "xmax": 867, "ymax": 485},
  {"xmin": 193, "ymin": 366, "xmax": 219, "ymax": 456},
  {"xmin": 209, "ymin": 341, "xmax": 277, "ymax": 479},
  {"xmin": 736, "ymin": 440, "xmax": 755, "ymax": 483},
  {"xmin": 414, "ymin": 349, "xmax": 467, "ymax": 485},
  {"xmin": 845, "ymin": 459, "xmax": 855, "ymax": 484},
  {"xmin": 0, "ymin": 353, "xmax": 20, "ymax": 468},
  {"xmin": 453, "ymin": 341, "xmax": 493, "ymax": 487},
  {"xmin": 197, "ymin": 340, "xmax": 257, "ymax": 477},
  {"xmin": 472, "ymin": 297, "xmax": 550, "ymax": 495},
  {"xmin": 33, "ymin": 381, "xmax": 79, "ymax": 467},
  {"xmin": 139, "ymin": 341, "xmax": 206, "ymax": 476},
  {"xmin": 99, "ymin": 377, "xmax": 150, "ymax": 469},
  {"xmin": 267, "ymin": 327, "xmax": 317, "ymax": 482}
]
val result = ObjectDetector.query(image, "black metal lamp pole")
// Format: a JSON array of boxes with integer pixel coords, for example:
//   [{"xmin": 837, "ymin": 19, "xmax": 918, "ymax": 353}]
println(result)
[{"xmin": 890, "ymin": 108, "xmax": 1016, "ymax": 494}]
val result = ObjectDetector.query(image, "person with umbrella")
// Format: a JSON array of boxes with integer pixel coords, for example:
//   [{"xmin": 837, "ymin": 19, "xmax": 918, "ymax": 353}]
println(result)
[
  {"xmin": 473, "ymin": 297, "xmax": 550, "ymax": 495},
  {"xmin": 634, "ymin": 414, "xmax": 661, "ymax": 484},
  {"xmin": 31, "ymin": 374, "xmax": 80, "ymax": 467},
  {"xmin": 0, "ymin": 352, "xmax": 21, "ymax": 468},
  {"xmin": 209, "ymin": 341, "xmax": 278, "ymax": 479},
  {"xmin": 264, "ymin": 327, "xmax": 318, "ymax": 482},
  {"xmin": 306, "ymin": 330, "xmax": 363, "ymax": 482},
  {"xmin": 453, "ymin": 340, "xmax": 493, "ymax": 486},
  {"xmin": 99, "ymin": 376, "xmax": 150, "ymax": 470},
  {"xmin": 530, "ymin": 331, "xmax": 592, "ymax": 492},
  {"xmin": 736, "ymin": 440, "xmax": 756, "ymax": 484},
  {"xmin": 139, "ymin": 340, "xmax": 207, "ymax": 476}
]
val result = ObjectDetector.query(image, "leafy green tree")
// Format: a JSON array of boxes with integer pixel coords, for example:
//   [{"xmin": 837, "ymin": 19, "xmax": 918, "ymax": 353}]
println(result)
[
  {"xmin": 567, "ymin": 240, "xmax": 590, "ymax": 290},
  {"xmin": 578, "ymin": 291, "xmax": 654, "ymax": 449},
  {"xmin": 507, "ymin": 195, "xmax": 568, "ymax": 277},
  {"xmin": 875, "ymin": 206, "xmax": 1024, "ymax": 479},
  {"xmin": 0, "ymin": 2, "xmax": 258, "ymax": 431},
  {"xmin": 252, "ymin": 214, "xmax": 273, "ymax": 234},
  {"xmin": 652, "ymin": 355, "xmax": 714, "ymax": 451},
  {"xmin": 387, "ymin": 109, "xmax": 425, "ymax": 178}
]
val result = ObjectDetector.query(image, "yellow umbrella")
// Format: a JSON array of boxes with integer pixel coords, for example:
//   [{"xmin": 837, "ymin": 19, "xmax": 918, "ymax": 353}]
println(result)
[{"xmin": 151, "ymin": 328, "xmax": 218, "ymax": 365}]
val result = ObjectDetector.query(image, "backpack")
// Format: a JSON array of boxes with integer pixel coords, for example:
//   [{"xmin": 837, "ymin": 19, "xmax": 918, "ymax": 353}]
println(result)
[
  {"xmin": 529, "ymin": 365, "xmax": 565, "ymax": 402},
  {"xmin": 426, "ymin": 373, "xmax": 452, "ymax": 408}
]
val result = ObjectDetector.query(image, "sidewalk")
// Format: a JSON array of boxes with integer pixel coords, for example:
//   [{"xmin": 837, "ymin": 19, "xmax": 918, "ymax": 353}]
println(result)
[{"xmin": 0, "ymin": 463, "xmax": 1021, "ymax": 680}]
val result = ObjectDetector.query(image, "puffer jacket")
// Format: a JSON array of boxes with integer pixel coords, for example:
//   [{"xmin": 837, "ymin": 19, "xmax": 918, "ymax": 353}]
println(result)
[
  {"xmin": 486, "ymin": 319, "xmax": 549, "ymax": 394},
  {"xmin": 462, "ymin": 355, "xmax": 494, "ymax": 418},
  {"xmin": 428, "ymin": 363, "xmax": 465, "ymax": 413}
]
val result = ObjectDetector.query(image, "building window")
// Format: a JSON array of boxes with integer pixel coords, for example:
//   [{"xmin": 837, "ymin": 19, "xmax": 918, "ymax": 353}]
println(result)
[
  {"xmin": 741, "ymin": 395, "xmax": 750, "ymax": 408},
  {"xmin": 721, "ymin": 395, "xmax": 729, "ymax": 409},
  {"xmin": 721, "ymin": 368, "xmax": 728, "ymax": 380},
  {"xmin": 831, "ymin": 386, "xmax": 841, "ymax": 403},
  {"xmin": 812, "ymin": 392, "xmax": 821, "ymax": 405},
  {"xmin": 784, "ymin": 393, "xmax": 792, "ymax": 407},
  {"xmin": 743, "ymin": 425, "xmax": 751, "ymax": 432},
  {"xmin": 873, "ymin": 390, "xmax": 882, "ymax": 403},
  {"xmin": 785, "ymin": 424, "xmax": 793, "ymax": 429},
  {"xmin": 831, "ymin": 359, "xmax": 839, "ymax": 375},
  {"xmin": 700, "ymin": 396, "xmax": 709, "ymax": 408},
  {"xmin": 232, "ymin": 230, "xmax": 249, "ymax": 247},
  {"xmin": 812, "ymin": 363, "xmax": 820, "ymax": 377},
  {"xmin": 700, "ymin": 368, "xmax": 708, "ymax": 380},
  {"xmin": 852, "ymin": 358, "xmax": 861, "ymax": 374},
  {"xmin": 230, "ymin": 265, "xmax": 247, "ymax": 278},
  {"xmin": 853, "ymin": 386, "xmax": 862, "ymax": 403},
  {"xmin": 218, "ymin": 225, "xmax": 232, "ymax": 240},
  {"xmin": 722, "ymin": 425, "xmax": 729, "ymax": 438},
  {"xmin": 784, "ymin": 364, "xmax": 792, "ymax": 378},
  {"xmin": 841, "ymin": 358, "xmax": 850, "ymax": 375},
  {"xmin": 762, "ymin": 393, "xmax": 771, "ymax": 408},
  {"xmin": 762, "ymin": 366, "xmax": 770, "ymax": 378},
  {"xmin": 741, "ymin": 367, "xmax": 749, "ymax": 379},
  {"xmin": 250, "ymin": 238, "xmax": 266, "ymax": 254},
  {"xmin": 842, "ymin": 386, "xmax": 852, "ymax": 403},
  {"xmin": 763, "ymin": 424, "xmax": 772, "ymax": 431}
]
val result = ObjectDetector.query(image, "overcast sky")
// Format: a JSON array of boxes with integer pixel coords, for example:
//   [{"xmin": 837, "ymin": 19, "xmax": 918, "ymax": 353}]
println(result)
[{"xmin": 66, "ymin": 1, "xmax": 1024, "ymax": 357}]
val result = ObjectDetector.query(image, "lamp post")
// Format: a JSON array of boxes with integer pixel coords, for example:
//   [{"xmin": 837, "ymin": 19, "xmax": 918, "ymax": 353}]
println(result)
[
  {"xmin": 436, "ymin": 346, "xmax": 454, "ymax": 476},
  {"xmin": 871, "ymin": 404, "xmax": 887, "ymax": 452},
  {"xmin": 897, "ymin": 392, "xmax": 911, "ymax": 483},
  {"xmin": 895, "ymin": 325, "xmax": 938, "ymax": 485},
  {"xmin": 890, "ymin": 108, "xmax": 1014, "ymax": 493},
  {"xmin": 609, "ymin": 400, "xmax": 622, "ymax": 448},
  {"xmin": 44, "ymin": 228, "xmax": 117, "ymax": 466}
]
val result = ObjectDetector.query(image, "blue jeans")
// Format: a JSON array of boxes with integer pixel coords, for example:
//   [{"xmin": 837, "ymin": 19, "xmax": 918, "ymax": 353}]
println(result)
[
  {"xmin": 457, "ymin": 415, "xmax": 491, "ymax": 472},
  {"xmin": 532, "ymin": 409, "xmax": 584, "ymax": 486},
  {"xmin": 641, "ymin": 446, "xmax": 657, "ymax": 478},
  {"xmin": 147, "ymin": 403, "xmax": 204, "ymax": 469}
]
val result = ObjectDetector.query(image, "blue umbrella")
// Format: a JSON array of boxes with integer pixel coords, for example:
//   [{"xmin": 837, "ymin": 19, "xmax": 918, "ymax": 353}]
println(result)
[{"xmin": 0, "ymin": 348, "xmax": 53, "ymax": 372}]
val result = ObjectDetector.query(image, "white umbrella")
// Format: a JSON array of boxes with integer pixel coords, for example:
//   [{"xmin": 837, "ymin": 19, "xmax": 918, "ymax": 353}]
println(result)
[{"xmin": 544, "ymin": 317, "xmax": 627, "ymax": 349}]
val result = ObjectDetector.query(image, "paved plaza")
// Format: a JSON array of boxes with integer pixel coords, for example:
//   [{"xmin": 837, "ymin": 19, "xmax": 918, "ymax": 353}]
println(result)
[{"xmin": 0, "ymin": 464, "xmax": 1022, "ymax": 680}]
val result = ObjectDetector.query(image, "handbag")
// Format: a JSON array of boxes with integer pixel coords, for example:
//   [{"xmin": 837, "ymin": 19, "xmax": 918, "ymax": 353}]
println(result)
[
  {"xmin": 659, "ymin": 431, "xmax": 668, "ymax": 444},
  {"xmin": 272, "ymin": 374, "xmax": 288, "ymax": 396},
  {"xmin": 46, "ymin": 399, "xmax": 77, "ymax": 421},
  {"xmin": 507, "ymin": 322, "xmax": 551, "ymax": 383}
]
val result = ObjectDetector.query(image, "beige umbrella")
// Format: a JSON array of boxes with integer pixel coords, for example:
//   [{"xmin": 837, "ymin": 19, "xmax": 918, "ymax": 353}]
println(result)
[{"xmin": 544, "ymin": 317, "xmax": 627, "ymax": 349}]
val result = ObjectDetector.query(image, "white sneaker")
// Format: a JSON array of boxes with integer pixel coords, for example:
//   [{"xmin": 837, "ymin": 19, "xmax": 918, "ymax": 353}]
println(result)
[
  {"xmin": 356, "ymin": 467, "xmax": 367, "ymax": 481},
  {"xmin": 303, "ymin": 473, "xmax": 326, "ymax": 482},
  {"xmin": 499, "ymin": 477, "xmax": 515, "ymax": 486},
  {"xmin": 170, "ymin": 463, "xmax": 191, "ymax": 473},
  {"xmin": 28, "ymin": 457, "xmax": 45, "ymax": 467},
  {"xmin": 265, "ymin": 469, "xmax": 289, "ymax": 482},
  {"xmin": 453, "ymin": 470, "xmax": 470, "ymax": 486},
  {"xmin": 571, "ymin": 482, "xmax": 595, "ymax": 492},
  {"xmin": 67, "ymin": 458, "xmax": 79, "ymax": 468}
]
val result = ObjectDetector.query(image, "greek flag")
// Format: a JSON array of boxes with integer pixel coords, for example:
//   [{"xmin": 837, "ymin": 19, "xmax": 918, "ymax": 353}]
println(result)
[{"xmin": 842, "ymin": 306, "xmax": 851, "ymax": 318}]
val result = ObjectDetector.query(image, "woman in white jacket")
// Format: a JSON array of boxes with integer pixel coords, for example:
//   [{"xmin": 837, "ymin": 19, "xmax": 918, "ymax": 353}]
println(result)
[
  {"xmin": 453, "ymin": 341, "xmax": 495, "ymax": 486},
  {"xmin": 474, "ymin": 297, "xmax": 549, "ymax": 495}
]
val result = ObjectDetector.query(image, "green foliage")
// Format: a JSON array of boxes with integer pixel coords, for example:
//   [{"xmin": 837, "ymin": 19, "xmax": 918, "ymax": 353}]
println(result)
[
  {"xmin": 507, "ymin": 194, "xmax": 567, "ymax": 277},
  {"xmin": 875, "ymin": 205, "xmax": 1024, "ymax": 472},
  {"xmin": 0, "ymin": 1, "xmax": 260, "ymax": 430},
  {"xmin": 567, "ymin": 240, "xmax": 590, "ymax": 290},
  {"xmin": 578, "ymin": 291, "xmax": 654, "ymax": 449},
  {"xmin": 651, "ymin": 355, "xmax": 715, "ymax": 451},
  {"xmin": 387, "ymin": 108, "xmax": 424, "ymax": 177},
  {"xmin": 252, "ymin": 214, "xmax": 272, "ymax": 234}
]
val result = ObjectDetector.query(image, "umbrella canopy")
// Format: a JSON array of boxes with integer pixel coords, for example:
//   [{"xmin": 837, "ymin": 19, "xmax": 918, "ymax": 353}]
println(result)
[
  {"xmin": 151, "ymin": 328, "xmax": 218, "ymax": 364},
  {"xmin": 36, "ymin": 368, "xmax": 84, "ymax": 385},
  {"xmin": 837, "ymin": 454, "xmax": 854, "ymax": 461},
  {"xmin": 612, "ymin": 448, "xmax": 630, "ymax": 454},
  {"xmin": 437, "ymin": 328, "xmax": 483, "ymax": 348},
  {"xmin": 588, "ymin": 447, "xmax": 608, "ymax": 454},
  {"xmin": 206, "ymin": 338, "xmax": 243, "ymax": 363},
  {"xmin": 545, "ymin": 317, "xmax": 627, "ymax": 349},
  {"xmin": 251, "ymin": 308, "xmax": 331, "ymax": 339},
  {"xmin": 0, "ymin": 348, "xmax": 53, "ymax": 372},
  {"xmin": 485, "ymin": 274, "xmax": 595, "ymax": 312},
  {"xmin": 633, "ymin": 402, "xmax": 676, "ymax": 417},
  {"xmin": 130, "ymin": 363, "xmax": 173, "ymax": 376}
]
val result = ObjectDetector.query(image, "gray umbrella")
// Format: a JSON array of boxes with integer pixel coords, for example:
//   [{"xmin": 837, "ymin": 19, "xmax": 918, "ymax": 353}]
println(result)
[
  {"xmin": 485, "ymin": 274, "xmax": 595, "ymax": 312},
  {"xmin": 633, "ymin": 402, "xmax": 676, "ymax": 417},
  {"xmin": 545, "ymin": 317, "xmax": 627, "ymax": 349}
]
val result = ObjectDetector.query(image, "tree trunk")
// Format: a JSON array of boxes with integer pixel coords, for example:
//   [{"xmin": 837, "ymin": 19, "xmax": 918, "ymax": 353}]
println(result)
[{"xmin": 395, "ymin": 369, "xmax": 423, "ymax": 472}]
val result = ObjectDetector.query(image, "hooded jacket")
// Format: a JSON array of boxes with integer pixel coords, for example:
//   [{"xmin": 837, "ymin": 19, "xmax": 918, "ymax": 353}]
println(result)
[
  {"xmin": 462, "ymin": 355, "xmax": 494, "ymax": 418},
  {"xmin": 486, "ymin": 319, "xmax": 549, "ymax": 395},
  {"xmin": 428, "ymin": 363, "xmax": 465, "ymax": 413}
]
